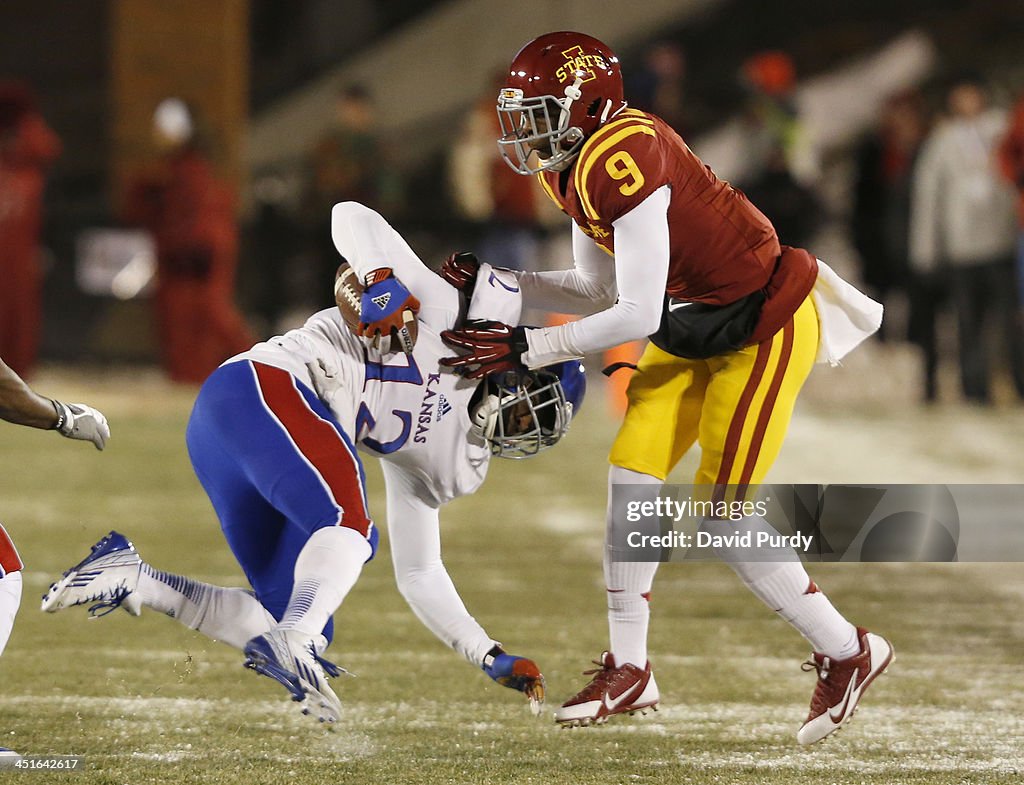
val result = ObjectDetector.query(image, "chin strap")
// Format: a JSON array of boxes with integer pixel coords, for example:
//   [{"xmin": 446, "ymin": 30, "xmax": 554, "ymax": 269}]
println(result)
[{"xmin": 564, "ymin": 74, "xmax": 584, "ymax": 102}]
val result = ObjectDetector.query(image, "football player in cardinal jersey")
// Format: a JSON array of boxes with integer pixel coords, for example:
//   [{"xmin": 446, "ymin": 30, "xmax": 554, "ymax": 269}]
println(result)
[
  {"xmin": 441, "ymin": 31, "xmax": 891, "ymax": 743},
  {"xmin": 42, "ymin": 201, "xmax": 584, "ymax": 723},
  {"xmin": 0, "ymin": 355, "xmax": 109, "ymax": 670}
]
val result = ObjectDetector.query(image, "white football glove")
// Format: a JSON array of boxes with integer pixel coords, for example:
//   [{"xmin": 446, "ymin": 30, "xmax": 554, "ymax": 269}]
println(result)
[{"xmin": 52, "ymin": 400, "xmax": 110, "ymax": 451}]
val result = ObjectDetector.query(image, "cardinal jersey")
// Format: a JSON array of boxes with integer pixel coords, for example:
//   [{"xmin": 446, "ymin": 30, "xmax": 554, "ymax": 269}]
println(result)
[{"xmin": 538, "ymin": 109, "xmax": 817, "ymax": 341}]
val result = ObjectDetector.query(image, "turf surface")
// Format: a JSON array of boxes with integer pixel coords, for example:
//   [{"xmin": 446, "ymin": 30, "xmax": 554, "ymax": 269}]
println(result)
[{"xmin": 1, "ymin": 368, "xmax": 1021, "ymax": 784}]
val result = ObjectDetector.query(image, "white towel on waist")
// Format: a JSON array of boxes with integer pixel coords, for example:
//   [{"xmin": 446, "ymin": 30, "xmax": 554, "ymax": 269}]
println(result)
[{"xmin": 811, "ymin": 260, "xmax": 883, "ymax": 365}]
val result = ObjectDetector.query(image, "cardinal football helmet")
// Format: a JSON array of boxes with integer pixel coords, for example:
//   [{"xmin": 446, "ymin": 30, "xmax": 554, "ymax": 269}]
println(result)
[
  {"xmin": 472, "ymin": 360, "xmax": 586, "ymax": 459},
  {"xmin": 497, "ymin": 31, "xmax": 626, "ymax": 175}
]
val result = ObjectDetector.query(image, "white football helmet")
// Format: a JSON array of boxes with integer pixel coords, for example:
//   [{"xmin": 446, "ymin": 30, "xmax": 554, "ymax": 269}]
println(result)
[{"xmin": 472, "ymin": 362, "xmax": 585, "ymax": 459}]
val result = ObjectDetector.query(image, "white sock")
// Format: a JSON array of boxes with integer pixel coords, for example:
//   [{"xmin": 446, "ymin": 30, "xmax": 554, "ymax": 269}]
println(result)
[
  {"xmin": 276, "ymin": 526, "xmax": 371, "ymax": 637},
  {"xmin": 0, "ymin": 571, "xmax": 23, "ymax": 657},
  {"xmin": 606, "ymin": 465, "xmax": 662, "ymax": 668},
  {"xmin": 137, "ymin": 566, "xmax": 276, "ymax": 650},
  {"xmin": 706, "ymin": 516, "xmax": 859, "ymax": 660}
]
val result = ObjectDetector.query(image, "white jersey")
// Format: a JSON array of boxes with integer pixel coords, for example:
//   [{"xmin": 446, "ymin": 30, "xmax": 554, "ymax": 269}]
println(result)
[
  {"xmin": 229, "ymin": 201, "xmax": 526, "ymax": 668},
  {"xmin": 231, "ymin": 201, "xmax": 524, "ymax": 509},
  {"xmin": 232, "ymin": 306, "xmax": 490, "ymax": 507},
  {"xmin": 356, "ymin": 324, "xmax": 491, "ymax": 506}
]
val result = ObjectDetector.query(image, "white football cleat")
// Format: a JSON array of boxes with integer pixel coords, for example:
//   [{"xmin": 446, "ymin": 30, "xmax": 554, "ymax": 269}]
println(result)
[
  {"xmin": 554, "ymin": 651, "xmax": 659, "ymax": 727},
  {"xmin": 797, "ymin": 627, "xmax": 894, "ymax": 744},
  {"xmin": 41, "ymin": 531, "xmax": 143, "ymax": 617},
  {"xmin": 243, "ymin": 629, "xmax": 345, "ymax": 724}
]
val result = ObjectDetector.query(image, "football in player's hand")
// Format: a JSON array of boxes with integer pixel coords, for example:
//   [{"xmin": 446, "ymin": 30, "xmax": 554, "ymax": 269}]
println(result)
[
  {"xmin": 334, "ymin": 263, "xmax": 363, "ymax": 331},
  {"xmin": 334, "ymin": 262, "xmax": 419, "ymax": 353}
]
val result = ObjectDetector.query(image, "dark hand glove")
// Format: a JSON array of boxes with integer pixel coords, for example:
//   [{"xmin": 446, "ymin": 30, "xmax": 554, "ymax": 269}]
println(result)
[
  {"xmin": 482, "ymin": 645, "xmax": 546, "ymax": 715},
  {"xmin": 439, "ymin": 251, "xmax": 481, "ymax": 295},
  {"xmin": 358, "ymin": 267, "xmax": 421, "ymax": 354},
  {"xmin": 440, "ymin": 320, "xmax": 528, "ymax": 379}
]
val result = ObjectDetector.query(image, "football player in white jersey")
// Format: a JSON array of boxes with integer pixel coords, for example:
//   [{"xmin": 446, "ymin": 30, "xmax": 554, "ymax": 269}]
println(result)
[{"xmin": 41, "ymin": 202, "xmax": 585, "ymax": 723}]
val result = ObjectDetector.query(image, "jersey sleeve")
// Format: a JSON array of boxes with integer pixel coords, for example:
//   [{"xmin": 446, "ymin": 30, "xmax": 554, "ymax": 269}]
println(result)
[
  {"xmin": 573, "ymin": 115, "xmax": 670, "ymax": 225},
  {"xmin": 331, "ymin": 201, "xmax": 460, "ymax": 332},
  {"xmin": 380, "ymin": 461, "xmax": 496, "ymax": 666}
]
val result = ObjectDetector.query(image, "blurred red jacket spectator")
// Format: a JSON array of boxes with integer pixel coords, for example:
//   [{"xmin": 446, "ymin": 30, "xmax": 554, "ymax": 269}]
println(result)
[
  {"xmin": 0, "ymin": 81, "xmax": 61, "ymax": 377},
  {"xmin": 997, "ymin": 94, "xmax": 1024, "ymax": 309},
  {"xmin": 124, "ymin": 103, "xmax": 253, "ymax": 383},
  {"xmin": 997, "ymin": 96, "xmax": 1024, "ymax": 226}
]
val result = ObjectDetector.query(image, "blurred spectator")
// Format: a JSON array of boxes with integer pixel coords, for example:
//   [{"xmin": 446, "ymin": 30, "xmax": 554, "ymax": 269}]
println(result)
[
  {"xmin": 741, "ymin": 145, "xmax": 821, "ymax": 248},
  {"xmin": 124, "ymin": 98, "xmax": 254, "ymax": 384},
  {"xmin": 245, "ymin": 174, "xmax": 300, "ymax": 334},
  {"xmin": 448, "ymin": 73, "xmax": 545, "ymax": 272},
  {"xmin": 738, "ymin": 50, "xmax": 819, "ymax": 187},
  {"xmin": 305, "ymin": 85, "xmax": 402, "ymax": 304},
  {"xmin": 736, "ymin": 51, "xmax": 821, "ymax": 248},
  {"xmin": 853, "ymin": 90, "xmax": 941, "ymax": 399},
  {"xmin": 852, "ymin": 92, "xmax": 929, "ymax": 312},
  {"xmin": 0, "ymin": 80, "xmax": 61, "ymax": 377},
  {"xmin": 997, "ymin": 91, "xmax": 1024, "ymax": 312},
  {"xmin": 910, "ymin": 73, "xmax": 1024, "ymax": 404},
  {"xmin": 625, "ymin": 41, "xmax": 688, "ymax": 135}
]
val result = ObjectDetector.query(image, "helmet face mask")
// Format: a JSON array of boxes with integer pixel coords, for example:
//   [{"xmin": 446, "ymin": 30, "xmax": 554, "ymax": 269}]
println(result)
[
  {"xmin": 497, "ymin": 88, "xmax": 585, "ymax": 175},
  {"xmin": 496, "ymin": 31, "xmax": 626, "ymax": 176},
  {"xmin": 472, "ymin": 362, "xmax": 585, "ymax": 459}
]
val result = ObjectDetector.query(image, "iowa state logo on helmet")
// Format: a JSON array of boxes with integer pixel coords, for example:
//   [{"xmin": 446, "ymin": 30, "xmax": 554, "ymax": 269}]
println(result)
[{"xmin": 555, "ymin": 45, "xmax": 607, "ymax": 84}]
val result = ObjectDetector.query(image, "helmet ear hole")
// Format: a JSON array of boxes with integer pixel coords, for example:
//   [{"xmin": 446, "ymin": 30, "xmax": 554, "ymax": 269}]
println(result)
[{"xmin": 586, "ymin": 98, "xmax": 602, "ymax": 117}]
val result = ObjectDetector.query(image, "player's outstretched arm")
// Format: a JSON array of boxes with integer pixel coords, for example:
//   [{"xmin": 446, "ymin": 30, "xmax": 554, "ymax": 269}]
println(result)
[
  {"xmin": 0, "ymin": 357, "xmax": 109, "ymax": 450},
  {"xmin": 381, "ymin": 462, "xmax": 495, "ymax": 663},
  {"xmin": 441, "ymin": 188, "xmax": 672, "ymax": 373},
  {"xmin": 381, "ymin": 462, "xmax": 543, "ymax": 710},
  {"xmin": 513, "ymin": 221, "xmax": 619, "ymax": 315},
  {"xmin": 520, "ymin": 186, "xmax": 671, "ymax": 368},
  {"xmin": 331, "ymin": 201, "xmax": 459, "ymax": 331},
  {"xmin": 0, "ymin": 357, "xmax": 59, "ymax": 429}
]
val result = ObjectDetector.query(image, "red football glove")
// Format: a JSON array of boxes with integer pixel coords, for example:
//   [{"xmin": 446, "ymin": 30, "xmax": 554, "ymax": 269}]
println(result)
[
  {"xmin": 439, "ymin": 251, "xmax": 480, "ymax": 294},
  {"xmin": 440, "ymin": 319, "xmax": 528, "ymax": 379}
]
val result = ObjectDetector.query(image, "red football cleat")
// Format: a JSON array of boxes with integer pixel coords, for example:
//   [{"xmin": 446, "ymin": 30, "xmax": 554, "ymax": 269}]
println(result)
[
  {"xmin": 797, "ymin": 627, "xmax": 894, "ymax": 744},
  {"xmin": 554, "ymin": 651, "xmax": 659, "ymax": 727}
]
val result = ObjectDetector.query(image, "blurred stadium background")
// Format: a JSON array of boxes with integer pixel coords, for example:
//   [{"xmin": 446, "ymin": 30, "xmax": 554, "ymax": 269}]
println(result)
[{"xmin": 1, "ymin": 1, "xmax": 1023, "ymax": 783}]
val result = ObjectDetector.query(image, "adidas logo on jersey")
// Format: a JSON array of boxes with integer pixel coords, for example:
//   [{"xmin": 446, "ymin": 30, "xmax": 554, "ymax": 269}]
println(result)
[
  {"xmin": 371, "ymin": 292, "xmax": 392, "ymax": 310},
  {"xmin": 436, "ymin": 395, "xmax": 452, "ymax": 422}
]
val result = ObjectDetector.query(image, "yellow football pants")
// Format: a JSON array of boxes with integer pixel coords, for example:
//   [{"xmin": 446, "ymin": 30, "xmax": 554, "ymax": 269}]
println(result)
[{"xmin": 609, "ymin": 295, "xmax": 819, "ymax": 488}]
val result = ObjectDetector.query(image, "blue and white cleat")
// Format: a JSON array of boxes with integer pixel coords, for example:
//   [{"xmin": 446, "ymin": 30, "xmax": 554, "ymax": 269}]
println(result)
[
  {"xmin": 243, "ymin": 629, "xmax": 345, "ymax": 723},
  {"xmin": 40, "ymin": 531, "xmax": 143, "ymax": 617}
]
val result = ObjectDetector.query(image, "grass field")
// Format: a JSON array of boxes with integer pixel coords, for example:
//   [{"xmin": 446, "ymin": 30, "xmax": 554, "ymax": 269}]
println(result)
[{"xmin": 1, "ymin": 366, "xmax": 1022, "ymax": 784}]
